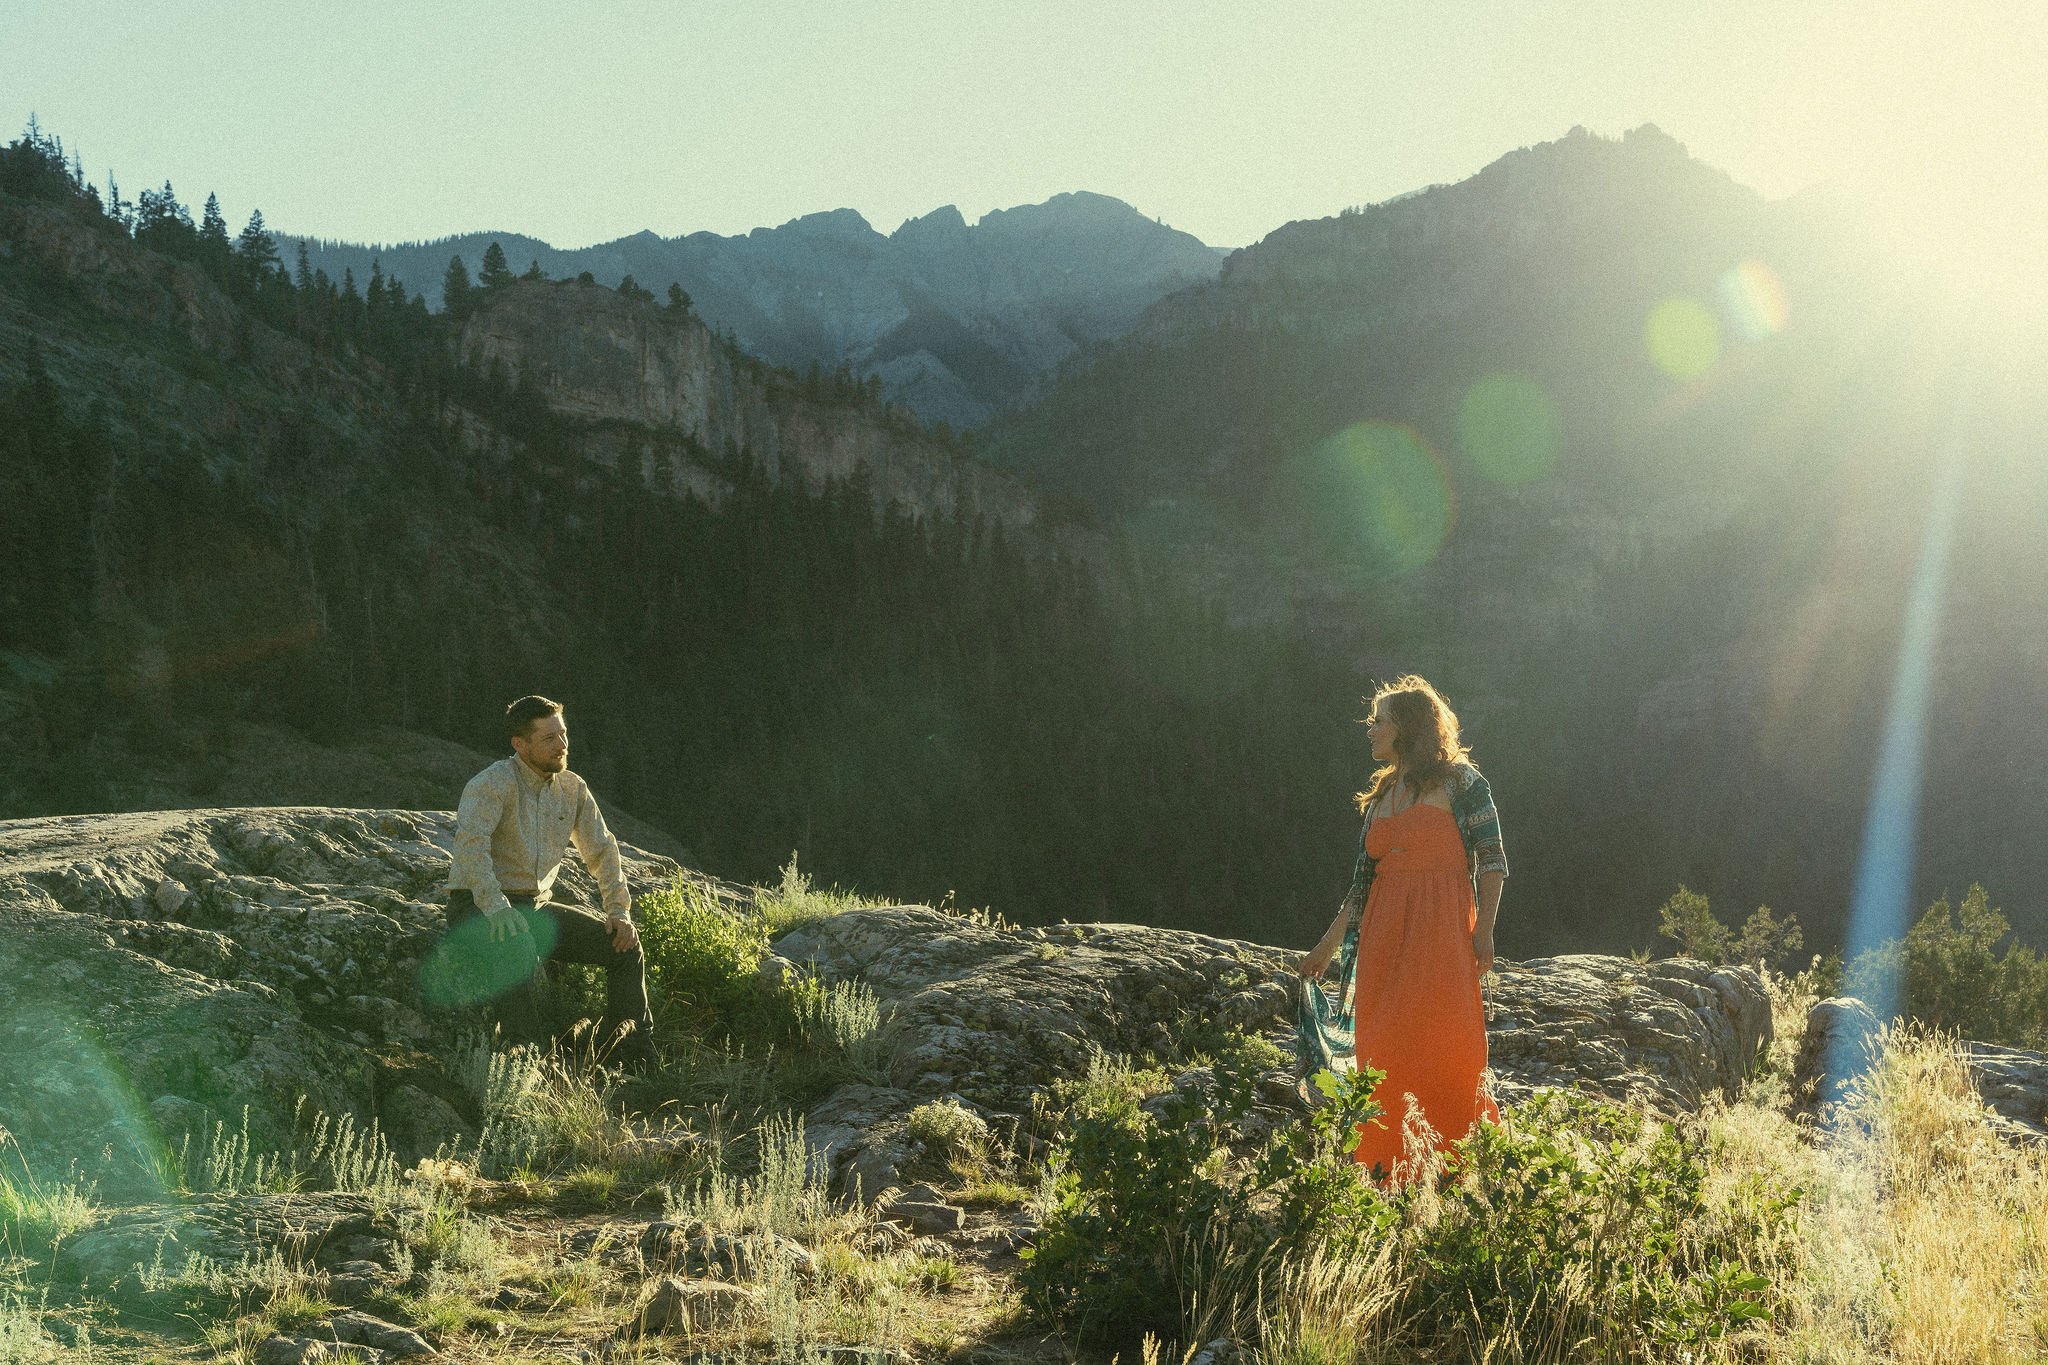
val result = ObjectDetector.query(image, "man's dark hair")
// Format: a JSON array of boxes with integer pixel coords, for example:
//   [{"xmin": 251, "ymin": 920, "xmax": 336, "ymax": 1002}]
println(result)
[{"xmin": 506, "ymin": 695, "xmax": 564, "ymax": 740}]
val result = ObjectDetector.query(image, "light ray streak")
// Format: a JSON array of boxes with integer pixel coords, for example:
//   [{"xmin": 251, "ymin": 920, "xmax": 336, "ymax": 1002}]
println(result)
[{"xmin": 1827, "ymin": 395, "xmax": 1968, "ymax": 1092}]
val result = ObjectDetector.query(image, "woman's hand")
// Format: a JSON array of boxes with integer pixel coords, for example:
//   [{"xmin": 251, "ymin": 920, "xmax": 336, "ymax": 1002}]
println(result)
[
  {"xmin": 1473, "ymin": 926, "xmax": 1495, "ymax": 976},
  {"xmin": 1297, "ymin": 945, "xmax": 1334, "ymax": 978}
]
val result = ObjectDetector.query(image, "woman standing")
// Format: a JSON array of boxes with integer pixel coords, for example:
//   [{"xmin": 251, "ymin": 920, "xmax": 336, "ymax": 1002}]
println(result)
[{"xmin": 1297, "ymin": 675, "xmax": 1506, "ymax": 1181}]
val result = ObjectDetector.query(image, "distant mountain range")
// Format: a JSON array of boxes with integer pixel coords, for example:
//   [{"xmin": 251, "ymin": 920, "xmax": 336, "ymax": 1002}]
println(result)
[{"xmin": 281, "ymin": 192, "xmax": 1226, "ymax": 430}]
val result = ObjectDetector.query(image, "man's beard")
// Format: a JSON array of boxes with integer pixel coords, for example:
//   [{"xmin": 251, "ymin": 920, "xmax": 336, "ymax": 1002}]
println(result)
[{"xmin": 537, "ymin": 752, "xmax": 568, "ymax": 773}]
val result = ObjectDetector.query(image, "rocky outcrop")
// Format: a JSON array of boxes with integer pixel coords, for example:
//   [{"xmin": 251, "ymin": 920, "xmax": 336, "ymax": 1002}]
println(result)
[
  {"xmin": 459, "ymin": 283, "xmax": 1051, "ymax": 532},
  {"xmin": 1483, "ymin": 954, "xmax": 1774, "ymax": 1113},
  {"xmin": 771, "ymin": 907, "xmax": 1775, "ymax": 1196},
  {"xmin": 0, "ymin": 806, "xmax": 692, "ymax": 1185},
  {"xmin": 2, "ymin": 804, "xmax": 1781, "ymax": 1210},
  {"xmin": 1791, "ymin": 995, "xmax": 2048, "ymax": 1148},
  {"xmin": 1962, "ymin": 1043, "xmax": 2048, "ymax": 1149}
]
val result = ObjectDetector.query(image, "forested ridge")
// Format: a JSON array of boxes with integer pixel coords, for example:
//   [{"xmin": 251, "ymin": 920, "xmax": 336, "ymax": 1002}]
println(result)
[{"xmin": 0, "ymin": 122, "xmax": 1371, "ymax": 942}]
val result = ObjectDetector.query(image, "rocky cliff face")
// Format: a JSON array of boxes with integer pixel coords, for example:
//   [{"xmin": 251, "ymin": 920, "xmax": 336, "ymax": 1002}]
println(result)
[{"xmin": 458, "ymin": 281, "xmax": 1050, "ymax": 533}]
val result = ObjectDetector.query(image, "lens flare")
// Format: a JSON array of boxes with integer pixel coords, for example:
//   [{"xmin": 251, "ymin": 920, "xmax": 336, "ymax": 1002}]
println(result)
[
  {"xmin": 1645, "ymin": 297, "xmax": 1722, "ymax": 380},
  {"xmin": 1269, "ymin": 423, "xmax": 1452, "ymax": 576},
  {"xmin": 1458, "ymin": 373, "xmax": 1561, "ymax": 485},
  {"xmin": 1828, "ymin": 402, "xmax": 1968, "ymax": 1100},
  {"xmin": 419, "ymin": 910, "xmax": 560, "ymax": 1009},
  {"xmin": 1718, "ymin": 259, "xmax": 1789, "ymax": 341}
]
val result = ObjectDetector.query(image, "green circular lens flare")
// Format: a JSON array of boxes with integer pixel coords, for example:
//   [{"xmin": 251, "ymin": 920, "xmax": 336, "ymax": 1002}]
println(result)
[
  {"xmin": 1645, "ymin": 296, "xmax": 1722, "ymax": 379},
  {"xmin": 1276, "ymin": 423, "xmax": 1452, "ymax": 576},
  {"xmin": 1458, "ymin": 372, "xmax": 1561, "ymax": 485}
]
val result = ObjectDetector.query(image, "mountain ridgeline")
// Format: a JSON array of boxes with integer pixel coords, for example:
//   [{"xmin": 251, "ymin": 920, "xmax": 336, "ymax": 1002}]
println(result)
[{"xmin": 285, "ymin": 192, "xmax": 1227, "ymax": 432}]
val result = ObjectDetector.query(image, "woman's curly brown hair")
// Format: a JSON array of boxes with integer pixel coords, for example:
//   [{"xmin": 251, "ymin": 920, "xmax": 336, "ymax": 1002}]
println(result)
[{"xmin": 1354, "ymin": 674, "xmax": 1472, "ymax": 813}]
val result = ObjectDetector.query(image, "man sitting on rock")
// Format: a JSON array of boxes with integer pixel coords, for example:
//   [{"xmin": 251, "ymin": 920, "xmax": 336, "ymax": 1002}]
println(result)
[{"xmin": 435, "ymin": 694, "xmax": 656, "ymax": 1071}]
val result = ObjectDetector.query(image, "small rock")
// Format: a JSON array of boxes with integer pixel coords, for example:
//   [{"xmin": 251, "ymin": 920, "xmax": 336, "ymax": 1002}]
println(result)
[
  {"xmin": 326, "ymin": 1274, "xmax": 381, "ymax": 1306},
  {"xmin": 324, "ymin": 1310, "xmax": 436, "ymax": 1357},
  {"xmin": 155, "ymin": 877, "xmax": 190, "ymax": 917},
  {"xmin": 252, "ymin": 1337, "xmax": 327, "ymax": 1365},
  {"xmin": 341, "ymin": 1236, "xmax": 404, "ymax": 1267},
  {"xmin": 621, "ymin": 1278, "xmax": 761, "ymax": 1336},
  {"xmin": 888, "ymin": 1200, "xmax": 965, "ymax": 1236}
]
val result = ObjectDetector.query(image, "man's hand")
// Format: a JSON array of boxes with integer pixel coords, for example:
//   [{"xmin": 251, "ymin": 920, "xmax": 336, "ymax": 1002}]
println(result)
[
  {"xmin": 485, "ymin": 904, "xmax": 530, "ymax": 943},
  {"xmin": 1473, "ymin": 927, "xmax": 1495, "ymax": 976},
  {"xmin": 607, "ymin": 916, "xmax": 640, "ymax": 953}
]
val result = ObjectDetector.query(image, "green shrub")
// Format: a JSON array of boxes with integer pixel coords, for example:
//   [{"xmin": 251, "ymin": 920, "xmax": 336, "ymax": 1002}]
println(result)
[
  {"xmin": 1848, "ymin": 884, "xmax": 2048, "ymax": 1048},
  {"xmin": 636, "ymin": 878, "xmax": 822, "ymax": 1049},
  {"xmin": 1403, "ymin": 1091, "xmax": 1798, "ymax": 1356},
  {"xmin": 756, "ymin": 852, "xmax": 878, "ymax": 938},
  {"xmin": 1021, "ymin": 1055, "xmax": 1389, "ymax": 1344},
  {"xmin": 1173, "ymin": 1015, "xmax": 1288, "ymax": 1074}
]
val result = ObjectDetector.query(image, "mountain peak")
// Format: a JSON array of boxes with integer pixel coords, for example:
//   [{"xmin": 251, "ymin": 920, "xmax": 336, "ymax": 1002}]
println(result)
[
  {"xmin": 892, "ymin": 204, "xmax": 968, "ymax": 242},
  {"xmin": 763, "ymin": 207, "xmax": 878, "ymax": 239}
]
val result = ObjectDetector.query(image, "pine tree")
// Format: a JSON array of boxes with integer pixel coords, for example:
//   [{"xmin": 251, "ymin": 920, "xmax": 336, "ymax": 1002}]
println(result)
[
  {"xmin": 442, "ymin": 255, "xmax": 473, "ymax": 315},
  {"xmin": 236, "ymin": 210, "xmax": 280, "ymax": 274},
  {"xmin": 340, "ymin": 267, "xmax": 361, "ymax": 305},
  {"xmin": 367, "ymin": 259, "xmax": 387, "ymax": 310},
  {"xmin": 199, "ymin": 192, "xmax": 229, "ymax": 250},
  {"xmin": 479, "ymin": 241, "xmax": 513, "ymax": 288},
  {"xmin": 295, "ymin": 240, "xmax": 314, "ymax": 292},
  {"xmin": 667, "ymin": 282, "xmax": 692, "ymax": 312},
  {"xmin": 522, "ymin": 258, "xmax": 544, "ymax": 282}
]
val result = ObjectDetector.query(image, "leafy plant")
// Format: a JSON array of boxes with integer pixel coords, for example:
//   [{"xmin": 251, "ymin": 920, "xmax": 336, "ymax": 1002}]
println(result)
[
  {"xmin": 1401, "ymin": 1090, "xmax": 1798, "ymax": 1355},
  {"xmin": 1847, "ymin": 884, "xmax": 2048, "ymax": 1048},
  {"xmin": 1022, "ymin": 1055, "xmax": 1390, "ymax": 1344},
  {"xmin": 1656, "ymin": 885, "xmax": 1804, "ymax": 972}
]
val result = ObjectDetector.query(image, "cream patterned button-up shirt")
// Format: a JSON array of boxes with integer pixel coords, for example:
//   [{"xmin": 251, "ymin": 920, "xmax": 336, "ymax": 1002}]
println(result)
[{"xmin": 449, "ymin": 756, "xmax": 632, "ymax": 919}]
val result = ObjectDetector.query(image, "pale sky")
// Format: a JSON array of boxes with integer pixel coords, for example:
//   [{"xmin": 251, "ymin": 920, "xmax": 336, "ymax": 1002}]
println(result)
[{"xmin": 4, "ymin": 0, "xmax": 2044, "ymax": 267}]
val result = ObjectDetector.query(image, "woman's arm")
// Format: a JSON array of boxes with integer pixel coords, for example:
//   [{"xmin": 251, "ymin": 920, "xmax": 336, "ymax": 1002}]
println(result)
[
  {"xmin": 1296, "ymin": 889, "xmax": 1360, "ymax": 977},
  {"xmin": 1473, "ymin": 869, "xmax": 1503, "ymax": 974}
]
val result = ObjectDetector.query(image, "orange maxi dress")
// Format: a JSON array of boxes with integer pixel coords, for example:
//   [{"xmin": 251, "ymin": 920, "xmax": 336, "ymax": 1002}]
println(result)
[{"xmin": 1349, "ymin": 801, "xmax": 1499, "ymax": 1178}]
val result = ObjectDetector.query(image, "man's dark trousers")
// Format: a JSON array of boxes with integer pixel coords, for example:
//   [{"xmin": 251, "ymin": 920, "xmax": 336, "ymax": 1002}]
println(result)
[{"xmin": 444, "ymin": 890, "xmax": 654, "ymax": 1054}]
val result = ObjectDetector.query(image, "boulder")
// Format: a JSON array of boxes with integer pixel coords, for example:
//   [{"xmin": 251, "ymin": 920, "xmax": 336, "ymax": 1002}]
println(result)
[
  {"xmin": 66, "ymin": 1192, "xmax": 389, "ymax": 1285},
  {"xmin": 1961, "ymin": 1042, "xmax": 2048, "ymax": 1148},
  {"xmin": 621, "ymin": 1277, "xmax": 761, "ymax": 1336},
  {"xmin": 320, "ymin": 1312, "xmax": 435, "ymax": 1357},
  {"xmin": 774, "ymin": 909, "xmax": 1298, "ymax": 1118},
  {"xmin": 1790, "ymin": 996, "xmax": 1883, "ymax": 1120},
  {"xmin": 1482, "ymin": 954, "xmax": 1773, "ymax": 1113},
  {"xmin": 886, "ymin": 1199, "xmax": 965, "ymax": 1236}
]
